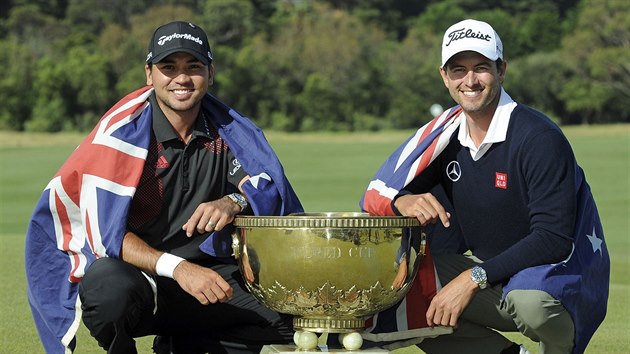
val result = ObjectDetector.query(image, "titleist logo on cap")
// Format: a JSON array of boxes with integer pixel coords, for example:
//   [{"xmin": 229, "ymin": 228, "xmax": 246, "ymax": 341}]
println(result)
[
  {"xmin": 444, "ymin": 27, "xmax": 492, "ymax": 47},
  {"xmin": 157, "ymin": 33, "xmax": 203, "ymax": 46}
]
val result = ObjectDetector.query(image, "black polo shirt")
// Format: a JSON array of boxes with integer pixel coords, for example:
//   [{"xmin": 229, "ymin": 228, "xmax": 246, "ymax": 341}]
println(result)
[{"xmin": 127, "ymin": 93, "xmax": 247, "ymax": 260}]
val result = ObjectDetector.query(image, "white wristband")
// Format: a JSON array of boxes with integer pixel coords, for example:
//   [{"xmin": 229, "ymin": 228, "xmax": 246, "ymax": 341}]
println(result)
[{"xmin": 155, "ymin": 253, "xmax": 185, "ymax": 279}]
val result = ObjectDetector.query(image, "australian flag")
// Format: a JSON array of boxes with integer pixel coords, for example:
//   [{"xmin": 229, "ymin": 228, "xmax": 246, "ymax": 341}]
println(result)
[
  {"xmin": 25, "ymin": 86, "xmax": 303, "ymax": 353},
  {"xmin": 360, "ymin": 106, "xmax": 609, "ymax": 353}
]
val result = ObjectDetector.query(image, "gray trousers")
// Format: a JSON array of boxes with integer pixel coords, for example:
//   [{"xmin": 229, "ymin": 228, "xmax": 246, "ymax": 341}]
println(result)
[{"xmin": 417, "ymin": 254, "xmax": 575, "ymax": 354}]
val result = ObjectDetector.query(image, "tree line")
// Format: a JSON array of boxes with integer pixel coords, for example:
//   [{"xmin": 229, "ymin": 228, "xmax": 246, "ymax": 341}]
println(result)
[{"xmin": 0, "ymin": 0, "xmax": 628, "ymax": 132}]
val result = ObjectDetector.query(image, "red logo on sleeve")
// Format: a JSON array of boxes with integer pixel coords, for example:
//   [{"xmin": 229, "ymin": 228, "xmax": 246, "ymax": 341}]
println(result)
[{"xmin": 495, "ymin": 172, "xmax": 508, "ymax": 189}]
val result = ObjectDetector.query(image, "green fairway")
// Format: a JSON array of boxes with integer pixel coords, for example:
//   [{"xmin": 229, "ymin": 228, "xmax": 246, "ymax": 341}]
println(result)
[{"xmin": 1, "ymin": 125, "xmax": 628, "ymax": 353}]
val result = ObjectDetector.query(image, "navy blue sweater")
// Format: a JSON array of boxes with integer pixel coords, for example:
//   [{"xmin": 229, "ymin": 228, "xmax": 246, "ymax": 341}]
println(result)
[{"xmin": 401, "ymin": 104, "xmax": 576, "ymax": 284}]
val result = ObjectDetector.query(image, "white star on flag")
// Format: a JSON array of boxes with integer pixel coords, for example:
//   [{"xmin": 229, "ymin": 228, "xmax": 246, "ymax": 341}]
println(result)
[{"xmin": 586, "ymin": 227, "xmax": 603, "ymax": 255}]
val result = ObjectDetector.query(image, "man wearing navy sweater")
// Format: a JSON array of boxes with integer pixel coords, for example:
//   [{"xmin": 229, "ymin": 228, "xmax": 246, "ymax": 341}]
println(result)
[{"xmin": 388, "ymin": 19, "xmax": 609, "ymax": 354}]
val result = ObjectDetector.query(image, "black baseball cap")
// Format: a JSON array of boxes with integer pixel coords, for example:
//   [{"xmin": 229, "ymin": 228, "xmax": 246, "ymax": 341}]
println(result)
[{"xmin": 146, "ymin": 21, "xmax": 213, "ymax": 65}]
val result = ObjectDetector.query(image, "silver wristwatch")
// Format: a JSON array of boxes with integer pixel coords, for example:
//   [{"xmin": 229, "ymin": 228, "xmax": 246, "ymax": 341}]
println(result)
[
  {"xmin": 226, "ymin": 193, "xmax": 248, "ymax": 211},
  {"xmin": 470, "ymin": 266, "xmax": 488, "ymax": 290}
]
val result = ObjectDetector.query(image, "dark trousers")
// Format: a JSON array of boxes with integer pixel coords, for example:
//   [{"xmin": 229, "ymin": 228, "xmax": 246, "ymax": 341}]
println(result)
[{"xmin": 79, "ymin": 257, "xmax": 294, "ymax": 354}]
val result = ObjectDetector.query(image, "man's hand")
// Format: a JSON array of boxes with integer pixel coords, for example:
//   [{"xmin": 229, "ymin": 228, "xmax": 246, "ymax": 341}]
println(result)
[
  {"xmin": 426, "ymin": 269, "xmax": 478, "ymax": 327},
  {"xmin": 394, "ymin": 193, "xmax": 451, "ymax": 227},
  {"xmin": 173, "ymin": 260, "xmax": 233, "ymax": 305},
  {"xmin": 121, "ymin": 228, "xmax": 233, "ymax": 305},
  {"xmin": 182, "ymin": 197, "xmax": 241, "ymax": 237}
]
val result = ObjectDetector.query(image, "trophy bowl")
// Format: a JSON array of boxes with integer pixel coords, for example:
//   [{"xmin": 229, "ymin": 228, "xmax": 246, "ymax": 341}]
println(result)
[{"xmin": 232, "ymin": 212, "xmax": 425, "ymax": 340}]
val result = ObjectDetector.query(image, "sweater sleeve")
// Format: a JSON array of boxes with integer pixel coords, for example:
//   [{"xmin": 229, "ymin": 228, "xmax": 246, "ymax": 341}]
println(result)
[{"xmin": 482, "ymin": 128, "xmax": 576, "ymax": 284}]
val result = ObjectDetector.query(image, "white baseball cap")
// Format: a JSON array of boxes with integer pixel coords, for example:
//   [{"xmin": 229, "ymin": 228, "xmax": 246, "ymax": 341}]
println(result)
[{"xmin": 441, "ymin": 19, "xmax": 503, "ymax": 67}]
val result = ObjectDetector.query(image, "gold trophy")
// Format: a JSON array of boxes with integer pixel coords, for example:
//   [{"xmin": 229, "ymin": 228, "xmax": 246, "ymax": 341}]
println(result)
[{"xmin": 232, "ymin": 212, "xmax": 428, "ymax": 352}]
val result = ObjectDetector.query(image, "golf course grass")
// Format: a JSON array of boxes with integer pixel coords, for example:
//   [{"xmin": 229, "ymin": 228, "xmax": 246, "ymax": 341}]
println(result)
[{"xmin": 1, "ymin": 125, "xmax": 627, "ymax": 353}]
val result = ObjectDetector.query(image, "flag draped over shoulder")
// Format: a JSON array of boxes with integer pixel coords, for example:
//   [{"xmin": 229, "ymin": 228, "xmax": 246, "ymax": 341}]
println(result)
[
  {"xmin": 360, "ymin": 107, "xmax": 463, "ymax": 216},
  {"xmin": 199, "ymin": 89, "xmax": 305, "ymax": 256},
  {"xmin": 358, "ymin": 107, "xmax": 462, "ymax": 347},
  {"xmin": 25, "ymin": 86, "xmax": 303, "ymax": 354},
  {"xmin": 359, "ymin": 106, "xmax": 609, "ymax": 354}
]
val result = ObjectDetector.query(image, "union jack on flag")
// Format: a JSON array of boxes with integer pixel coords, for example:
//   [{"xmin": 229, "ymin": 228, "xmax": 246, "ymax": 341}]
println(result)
[
  {"xmin": 26, "ymin": 88, "xmax": 152, "ymax": 353},
  {"xmin": 361, "ymin": 106, "xmax": 463, "ymax": 216},
  {"xmin": 357, "ymin": 107, "xmax": 462, "ymax": 347},
  {"xmin": 25, "ymin": 86, "xmax": 302, "ymax": 353}
]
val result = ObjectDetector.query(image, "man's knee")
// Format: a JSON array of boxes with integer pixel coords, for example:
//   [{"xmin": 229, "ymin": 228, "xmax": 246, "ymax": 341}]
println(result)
[
  {"xmin": 505, "ymin": 289, "xmax": 574, "ymax": 349},
  {"xmin": 79, "ymin": 257, "xmax": 153, "ymax": 323}
]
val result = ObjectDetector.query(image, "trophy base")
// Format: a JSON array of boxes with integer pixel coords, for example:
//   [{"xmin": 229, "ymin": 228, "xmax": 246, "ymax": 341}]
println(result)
[
  {"xmin": 260, "ymin": 344, "xmax": 390, "ymax": 354},
  {"xmin": 293, "ymin": 317, "xmax": 366, "ymax": 332}
]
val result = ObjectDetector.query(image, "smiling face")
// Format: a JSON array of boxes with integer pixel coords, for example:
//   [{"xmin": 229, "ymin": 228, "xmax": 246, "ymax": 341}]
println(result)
[
  {"xmin": 145, "ymin": 51, "xmax": 214, "ymax": 120},
  {"xmin": 440, "ymin": 51, "xmax": 506, "ymax": 121}
]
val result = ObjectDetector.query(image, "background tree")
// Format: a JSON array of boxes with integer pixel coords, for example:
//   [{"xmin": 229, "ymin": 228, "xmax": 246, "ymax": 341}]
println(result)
[
  {"xmin": 0, "ymin": 4, "xmax": 68, "ymax": 130},
  {"xmin": 0, "ymin": 0, "xmax": 627, "ymax": 132},
  {"xmin": 559, "ymin": 0, "xmax": 630, "ymax": 124},
  {"xmin": 0, "ymin": 40, "xmax": 36, "ymax": 130},
  {"xmin": 504, "ymin": 53, "xmax": 570, "ymax": 123}
]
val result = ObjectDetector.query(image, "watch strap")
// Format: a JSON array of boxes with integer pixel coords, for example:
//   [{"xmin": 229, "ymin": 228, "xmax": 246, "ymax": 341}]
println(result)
[{"xmin": 227, "ymin": 193, "xmax": 248, "ymax": 211}]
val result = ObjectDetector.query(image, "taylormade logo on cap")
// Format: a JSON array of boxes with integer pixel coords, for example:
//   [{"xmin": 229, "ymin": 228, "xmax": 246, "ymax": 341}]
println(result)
[
  {"xmin": 441, "ymin": 19, "xmax": 503, "ymax": 67},
  {"xmin": 157, "ymin": 33, "xmax": 203, "ymax": 47}
]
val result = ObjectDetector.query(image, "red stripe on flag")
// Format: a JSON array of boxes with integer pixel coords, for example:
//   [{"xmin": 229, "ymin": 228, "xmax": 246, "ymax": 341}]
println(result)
[
  {"xmin": 416, "ymin": 138, "xmax": 439, "ymax": 175},
  {"xmin": 99, "ymin": 86, "xmax": 152, "ymax": 130},
  {"xmin": 363, "ymin": 189, "xmax": 396, "ymax": 216},
  {"xmin": 54, "ymin": 191, "xmax": 84, "ymax": 283},
  {"xmin": 55, "ymin": 142, "xmax": 145, "ymax": 220},
  {"xmin": 68, "ymin": 251, "xmax": 82, "ymax": 283},
  {"xmin": 404, "ymin": 247, "xmax": 437, "ymax": 329},
  {"xmin": 78, "ymin": 143, "xmax": 145, "ymax": 185},
  {"xmin": 102, "ymin": 100, "xmax": 149, "ymax": 132},
  {"xmin": 412, "ymin": 116, "xmax": 442, "ymax": 176},
  {"xmin": 415, "ymin": 108, "xmax": 461, "ymax": 176},
  {"xmin": 416, "ymin": 117, "xmax": 440, "ymax": 144},
  {"xmin": 55, "ymin": 191, "xmax": 73, "ymax": 252}
]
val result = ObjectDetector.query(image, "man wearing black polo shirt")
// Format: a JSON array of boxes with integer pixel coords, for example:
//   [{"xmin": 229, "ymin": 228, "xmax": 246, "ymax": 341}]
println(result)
[
  {"xmin": 73, "ymin": 21, "xmax": 301, "ymax": 354},
  {"xmin": 362, "ymin": 19, "xmax": 608, "ymax": 354}
]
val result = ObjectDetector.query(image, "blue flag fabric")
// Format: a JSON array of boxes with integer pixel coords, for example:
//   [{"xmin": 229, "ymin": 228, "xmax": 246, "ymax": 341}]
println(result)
[
  {"xmin": 503, "ymin": 164, "xmax": 609, "ymax": 354},
  {"xmin": 25, "ymin": 86, "xmax": 303, "ymax": 353},
  {"xmin": 198, "ymin": 93, "xmax": 304, "ymax": 256}
]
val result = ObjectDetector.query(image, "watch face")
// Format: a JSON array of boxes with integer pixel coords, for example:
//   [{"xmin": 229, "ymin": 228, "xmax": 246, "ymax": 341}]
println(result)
[{"xmin": 471, "ymin": 266, "xmax": 487, "ymax": 289}]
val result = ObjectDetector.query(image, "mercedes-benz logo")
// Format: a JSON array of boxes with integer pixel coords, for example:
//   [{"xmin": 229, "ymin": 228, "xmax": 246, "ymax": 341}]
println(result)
[{"xmin": 446, "ymin": 161, "xmax": 461, "ymax": 182}]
